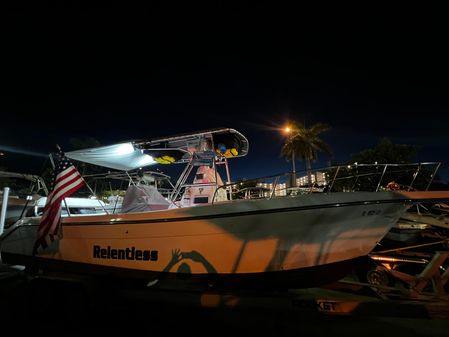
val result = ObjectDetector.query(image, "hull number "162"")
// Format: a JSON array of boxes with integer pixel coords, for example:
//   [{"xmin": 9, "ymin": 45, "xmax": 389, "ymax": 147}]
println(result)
[{"xmin": 362, "ymin": 209, "xmax": 382, "ymax": 216}]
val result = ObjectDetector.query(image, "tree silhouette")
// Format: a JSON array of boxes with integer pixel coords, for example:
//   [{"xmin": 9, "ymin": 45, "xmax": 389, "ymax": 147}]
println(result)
[
  {"xmin": 350, "ymin": 137, "xmax": 416, "ymax": 164},
  {"xmin": 281, "ymin": 121, "xmax": 332, "ymax": 186},
  {"xmin": 347, "ymin": 138, "xmax": 437, "ymax": 191}
]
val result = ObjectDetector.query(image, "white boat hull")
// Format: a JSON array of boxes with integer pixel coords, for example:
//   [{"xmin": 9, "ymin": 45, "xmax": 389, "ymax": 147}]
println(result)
[{"xmin": 1, "ymin": 191, "xmax": 415, "ymax": 287}]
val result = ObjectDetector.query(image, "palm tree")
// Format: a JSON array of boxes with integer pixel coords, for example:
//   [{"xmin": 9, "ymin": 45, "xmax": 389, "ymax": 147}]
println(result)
[{"xmin": 281, "ymin": 121, "xmax": 332, "ymax": 186}]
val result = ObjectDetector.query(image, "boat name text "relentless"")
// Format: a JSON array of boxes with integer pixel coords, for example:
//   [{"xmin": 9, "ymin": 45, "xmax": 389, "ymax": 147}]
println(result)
[{"xmin": 93, "ymin": 245, "xmax": 158, "ymax": 261}]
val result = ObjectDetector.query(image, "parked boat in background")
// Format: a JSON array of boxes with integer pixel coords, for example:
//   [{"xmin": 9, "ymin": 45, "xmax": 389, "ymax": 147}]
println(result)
[
  {"xmin": 0, "ymin": 171, "xmax": 48, "ymax": 232},
  {"xmin": 2, "ymin": 128, "xmax": 449, "ymax": 290},
  {"xmin": 381, "ymin": 204, "xmax": 449, "ymax": 247}
]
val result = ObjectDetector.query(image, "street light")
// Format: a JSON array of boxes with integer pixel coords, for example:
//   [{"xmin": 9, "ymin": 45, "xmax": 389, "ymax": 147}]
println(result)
[{"xmin": 284, "ymin": 126, "xmax": 296, "ymax": 187}]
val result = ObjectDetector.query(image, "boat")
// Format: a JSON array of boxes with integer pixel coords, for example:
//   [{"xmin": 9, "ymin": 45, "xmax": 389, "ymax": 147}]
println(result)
[
  {"xmin": 381, "ymin": 205, "xmax": 449, "ymax": 247},
  {"xmin": 0, "ymin": 171, "xmax": 49, "ymax": 232},
  {"xmin": 1, "ymin": 128, "xmax": 449, "ymax": 290},
  {"xmin": 0, "ymin": 171, "xmax": 113, "ymax": 231}
]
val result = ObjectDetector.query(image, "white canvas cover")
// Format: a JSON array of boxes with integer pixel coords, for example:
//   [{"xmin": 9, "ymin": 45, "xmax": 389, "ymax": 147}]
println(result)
[
  {"xmin": 121, "ymin": 185, "xmax": 170, "ymax": 213},
  {"xmin": 66, "ymin": 143, "xmax": 155, "ymax": 171},
  {"xmin": 65, "ymin": 128, "xmax": 248, "ymax": 171}
]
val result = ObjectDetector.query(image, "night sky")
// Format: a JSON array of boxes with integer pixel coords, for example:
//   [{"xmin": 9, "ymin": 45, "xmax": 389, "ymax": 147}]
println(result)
[{"xmin": 1, "ymin": 4, "xmax": 449, "ymax": 182}]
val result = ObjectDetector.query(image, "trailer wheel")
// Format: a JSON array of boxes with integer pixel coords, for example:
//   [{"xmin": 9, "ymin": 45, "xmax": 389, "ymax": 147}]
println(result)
[{"xmin": 366, "ymin": 268, "xmax": 391, "ymax": 287}]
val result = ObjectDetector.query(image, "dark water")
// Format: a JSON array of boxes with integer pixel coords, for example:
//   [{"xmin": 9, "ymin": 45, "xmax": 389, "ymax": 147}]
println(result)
[{"xmin": 1, "ymin": 269, "xmax": 448, "ymax": 337}]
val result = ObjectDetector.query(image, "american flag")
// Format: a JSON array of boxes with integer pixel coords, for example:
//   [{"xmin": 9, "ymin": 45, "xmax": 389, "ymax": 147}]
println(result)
[{"xmin": 33, "ymin": 148, "xmax": 86, "ymax": 254}]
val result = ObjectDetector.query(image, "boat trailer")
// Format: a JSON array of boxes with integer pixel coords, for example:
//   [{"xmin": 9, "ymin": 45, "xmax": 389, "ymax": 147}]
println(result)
[{"xmin": 341, "ymin": 238, "xmax": 449, "ymax": 304}]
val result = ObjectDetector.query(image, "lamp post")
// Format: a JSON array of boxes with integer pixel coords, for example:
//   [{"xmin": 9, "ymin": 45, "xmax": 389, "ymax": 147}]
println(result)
[{"xmin": 284, "ymin": 127, "xmax": 296, "ymax": 187}]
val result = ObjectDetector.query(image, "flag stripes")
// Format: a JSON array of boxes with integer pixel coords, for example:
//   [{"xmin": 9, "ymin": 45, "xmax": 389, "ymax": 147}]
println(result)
[{"xmin": 33, "ymin": 149, "xmax": 86, "ymax": 254}]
